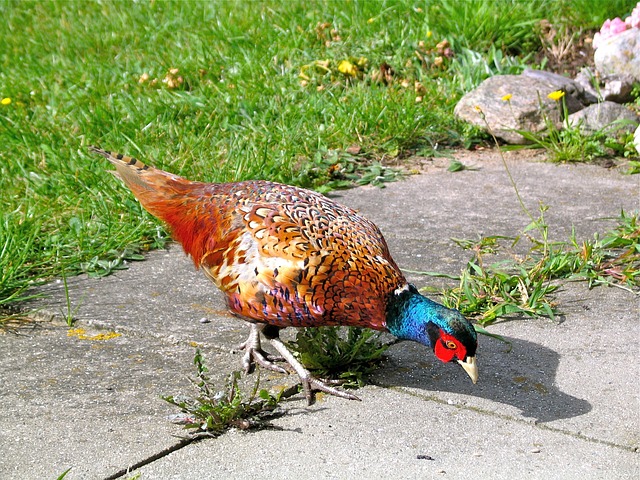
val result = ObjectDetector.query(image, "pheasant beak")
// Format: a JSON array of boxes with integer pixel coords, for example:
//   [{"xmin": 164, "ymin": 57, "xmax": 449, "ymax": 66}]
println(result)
[{"xmin": 457, "ymin": 356, "xmax": 478, "ymax": 384}]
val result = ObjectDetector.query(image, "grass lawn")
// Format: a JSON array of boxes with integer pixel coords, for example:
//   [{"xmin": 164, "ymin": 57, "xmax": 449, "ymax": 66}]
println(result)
[{"xmin": 0, "ymin": 0, "xmax": 636, "ymax": 309}]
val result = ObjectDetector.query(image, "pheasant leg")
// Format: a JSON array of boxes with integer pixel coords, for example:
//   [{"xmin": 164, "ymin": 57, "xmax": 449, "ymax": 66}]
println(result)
[
  {"xmin": 237, "ymin": 323, "xmax": 287, "ymax": 374},
  {"xmin": 267, "ymin": 335, "xmax": 361, "ymax": 405}
]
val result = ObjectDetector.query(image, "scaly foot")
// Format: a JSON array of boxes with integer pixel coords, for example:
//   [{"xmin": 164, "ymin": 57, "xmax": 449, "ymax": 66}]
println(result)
[
  {"xmin": 267, "ymin": 336, "xmax": 361, "ymax": 405},
  {"xmin": 237, "ymin": 323, "xmax": 286, "ymax": 374}
]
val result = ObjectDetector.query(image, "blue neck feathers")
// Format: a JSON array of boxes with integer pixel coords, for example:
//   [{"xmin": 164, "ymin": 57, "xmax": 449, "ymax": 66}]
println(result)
[{"xmin": 385, "ymin": 284, "xmax": 476, "ymax": 349}]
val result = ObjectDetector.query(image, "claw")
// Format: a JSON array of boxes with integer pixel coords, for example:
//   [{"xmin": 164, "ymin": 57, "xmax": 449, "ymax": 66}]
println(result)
[
  {"xmin": 235, "ymin": 323, "xmax": 360, "ymax": 405},
  {"xmin": 267, "ymin": 336, "xmax": 361, "ymax": 405},
  {"xmin": 237, "ymin": 324, "xmax": 287, "ymax": 374},
  {"xmin": 244, "ymin": 348, "xmax": 287, "ymax": 375},
  {"xmin": 303, "ymin": 377, "xmax": 361, "ymax": 404}
]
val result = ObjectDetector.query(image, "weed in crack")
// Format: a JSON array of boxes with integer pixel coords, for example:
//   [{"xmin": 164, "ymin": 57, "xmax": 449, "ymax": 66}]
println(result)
[
  {"xmin": 287, "ymin": 326, "xmax": 389, "ymax": 389},
  {"xmin": 162, "ymin": 349, "xmax": 287, "ymax": 438}
]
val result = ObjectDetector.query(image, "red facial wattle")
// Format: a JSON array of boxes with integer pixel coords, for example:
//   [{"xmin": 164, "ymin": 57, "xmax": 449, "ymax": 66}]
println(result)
[{"xmin": 434, "ymin": 330, "xmax": 467, "ymax": 363}]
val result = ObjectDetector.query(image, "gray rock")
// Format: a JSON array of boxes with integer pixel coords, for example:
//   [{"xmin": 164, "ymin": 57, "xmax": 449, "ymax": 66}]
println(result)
[
  {"xmin": 573, "ymin": 68, "xmax": 601, "ymax": 101},
  {"xmin": 454, "ymin": 74, "xmax": 585, "ymax": 144},
  {"xmin": 594, "ymin": 28, "xmax": 640, "ymax": 82},
  {"xmin": 567, "ymin": 101, "xmax": 639, "ymax": 135},
  {"xmin": 600, "ymin": 73, "xmax": 637, "ymax": 103},
  {"xmin": 522, "ymin": 68, "xmax": 599, "ymax": 105},
  {"xmin": 573, "ymin": 68, "xmax": 636, "ymax": 103}
]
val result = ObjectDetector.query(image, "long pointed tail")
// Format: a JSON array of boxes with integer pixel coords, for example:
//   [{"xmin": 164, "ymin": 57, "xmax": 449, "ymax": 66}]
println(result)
[
  {"xmin": 89, "ymin": 144, "xmax": 206, "ymax": 222},
  {"xmin": 89, "ymin": 146, "xmax": 187, "ymax": 194},
  {"xmin": 89, "ymin": 146, "xmax": 215, "ymax": 266}
]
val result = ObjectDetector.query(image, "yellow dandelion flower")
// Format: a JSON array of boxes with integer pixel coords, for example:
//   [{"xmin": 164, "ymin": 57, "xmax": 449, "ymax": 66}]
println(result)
[
  {"xmin": 1, "ymin": 97, "xmax": 11, "ymax": 105},
  {"xmin": 547, "ymin": 90, "xmax": 565, "ymax": 101},
  {"xmin": 474, "ymin": 105, "xmax": 482, "ymax": 112},
  {"xmin": 367, "ymin": 17, "xmax": 375, "ymax": 24},
  {"xmin": 501, "ymin": 93, "xmax": 512, "ymax": 102},
  {"xmin": 427, "ymin": 30, "xmax": 432, "ymax": 38},
  {"xmin": 338, "ymin": 60, "xmax": 357, "ymax": 77}
]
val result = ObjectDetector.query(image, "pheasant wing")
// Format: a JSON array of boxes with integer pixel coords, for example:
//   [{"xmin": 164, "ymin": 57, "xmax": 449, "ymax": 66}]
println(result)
[{"xmin": 201, "ymin": 184, "xmax": 405, "ymax": 329}]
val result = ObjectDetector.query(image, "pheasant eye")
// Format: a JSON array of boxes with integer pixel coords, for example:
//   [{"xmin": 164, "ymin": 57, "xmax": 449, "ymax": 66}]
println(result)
[{"xmin": 445, "ymin": 340, "xmax": 457, "ymax": 349}]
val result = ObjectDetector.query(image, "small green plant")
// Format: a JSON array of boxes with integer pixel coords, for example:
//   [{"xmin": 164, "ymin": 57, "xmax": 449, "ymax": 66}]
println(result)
[
  {"xmin": 294, "ymin": 147, "xmax": 403, "ymax": 193},
  {"xmin": 451, "ymin": 235, "xmax": 513, "ymax": 254},
  {"xmin": 447, "ymin": 159, "xmax": 479, "ymax": 172},
  {"xmin": 625, "ymin": 161, "xmax": 640, "ymax": 175},
  {"xmin": 417, "ymin": 209, "xmax": 639, "ymax": 325},
  {"xmin": 433, "ymin": 205, "xmax": 560, "ymax": 324},
  {"xmin": 56, "ymin": 468, "xmax": 72, "ymax": 480},
  {"xmin": 515, "ymin": 93, "xmax": 636, "ymax": 164},
  {"xmin": 569, "ymin": 210, "xmax": 640, "ymax": 289},
  {"xmin": 60, "ymin": 269, "xmax": 79, "ymax": 327},
  {"xmin": 439, "ymin": 258, "xmax": 559, "ymax": 325},
  {"xmin": 78, "ymin": 244, "xmax": 149, "ymax": 278},
  {"xmin": 287, "ymin": 327, "xmax": 389, "ymax": 388},
  {"xmin": 162, "ymin": 349, "xmax": 285, "ymax": 437},
  {"xmin": 58, "ymin": 245, "xmax": 84, "ymax": 326}
]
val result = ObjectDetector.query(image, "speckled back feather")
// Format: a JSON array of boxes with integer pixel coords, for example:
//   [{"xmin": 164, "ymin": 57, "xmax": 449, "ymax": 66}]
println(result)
[{"xmin": 90, "ymin": 146, "xmax": 407, "ymax": 330}]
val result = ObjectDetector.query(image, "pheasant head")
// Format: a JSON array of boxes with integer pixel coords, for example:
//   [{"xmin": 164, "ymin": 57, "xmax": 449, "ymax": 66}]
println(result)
[{"xmin": 385, "ymin": 284, "xmax": 478, "ymax": 383}]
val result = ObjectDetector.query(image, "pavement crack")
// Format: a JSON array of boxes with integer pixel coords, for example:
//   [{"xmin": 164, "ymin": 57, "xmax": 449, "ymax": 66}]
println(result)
[
  {"xmin": 380, "ymin": 384, "xmax": 637, "ymax": 453},
  {"xmin": 102, "ymin": 437, "xmax": 198, "ymax": 480}
]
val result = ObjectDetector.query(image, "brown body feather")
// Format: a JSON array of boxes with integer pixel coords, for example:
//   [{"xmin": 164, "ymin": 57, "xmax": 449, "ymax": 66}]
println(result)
[{"xmin": 90, "ymin": 147, "xmax": 407, "ymax": 330}]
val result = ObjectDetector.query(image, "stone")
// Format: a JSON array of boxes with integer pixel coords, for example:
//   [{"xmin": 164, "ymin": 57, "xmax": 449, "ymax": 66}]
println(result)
[
  {"xmin": 574, "ymin": 68, "xmax": 636, "ymax": 103},
  {"xmin": 600, "ymin": 73, "xmax": 636, "ymax": 103},
  {"xmin": 522, "ymin": 69, "xmax": 598, "ymax": 105},
  {"xmin": 594, "ymin": 28, "xmax": 640, "ymax": 82},
  {"xmin": 574, "ymin": 68, "xmax": 601, "ymax": 101},
  {"xmin": 454, "ymin": 74, "xmax": 585, "ymax": 144},
  {"xmin": 567, "ymin": 102, "xmax": 639, "ymax": 135}
]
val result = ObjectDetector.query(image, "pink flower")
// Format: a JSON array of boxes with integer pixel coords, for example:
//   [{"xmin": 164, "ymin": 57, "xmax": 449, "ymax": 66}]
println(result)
[
  {"xmin": 593, "ymin": 17, "xmax": 629, "ymax": 49},
  {"xmin": 625, "ymin": 2, "xmax": 640, "ymax": 28},
  {"xmin": 609, "ymin": 17, "xmax": 631, "ymax": 34}
]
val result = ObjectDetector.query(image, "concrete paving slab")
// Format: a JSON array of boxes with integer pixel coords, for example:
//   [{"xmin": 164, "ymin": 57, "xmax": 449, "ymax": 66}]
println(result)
[
  {"xmin": 377, "ymin": 281, "xmax": 639, "ymax": 448},
  {"xmin": 1, "ymin": 151, "xmax": 638, "ymax": 479},
  {"xmin": 0, "ymin": 323, "xmax": 203, "ymax": 479},
  {"xmin": 136, "ymin": 387, "xmax": 638, "ymax": 480},
  {"xmin": 27, "ymin": 249, "xmax": 243, "ymax": 350}
]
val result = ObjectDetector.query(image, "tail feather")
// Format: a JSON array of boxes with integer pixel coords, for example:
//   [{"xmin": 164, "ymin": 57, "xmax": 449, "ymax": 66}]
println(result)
[
  {"xmin": 89, "ymin": 146, "xmax": 176, "ymax": 194},
  {"xmin": 89, "ymin": 146, "xmax": 214, "ymax": 266},
  {"xmin": 89, "ymin": 145, "xmax": 150, "ymax": 171},
  {"xmin": 91, "ymin": 145, "xmax": 191, "ymax": 210},
  {"xmin": 89, "ymin": 145, "xmax": 200, "ymax": 207}
]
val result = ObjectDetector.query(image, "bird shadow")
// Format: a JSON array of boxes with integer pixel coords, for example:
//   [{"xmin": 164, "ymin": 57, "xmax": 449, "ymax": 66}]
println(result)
[{"xmin": 371, "ymin": 334, "xmax": 591, "ymax": 423}]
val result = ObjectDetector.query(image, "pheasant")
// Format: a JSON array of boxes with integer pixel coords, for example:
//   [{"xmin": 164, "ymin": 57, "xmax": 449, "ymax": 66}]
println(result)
[{"xmin": 89, "ymin": 146, "xmax": 478, "ymax": 404}]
